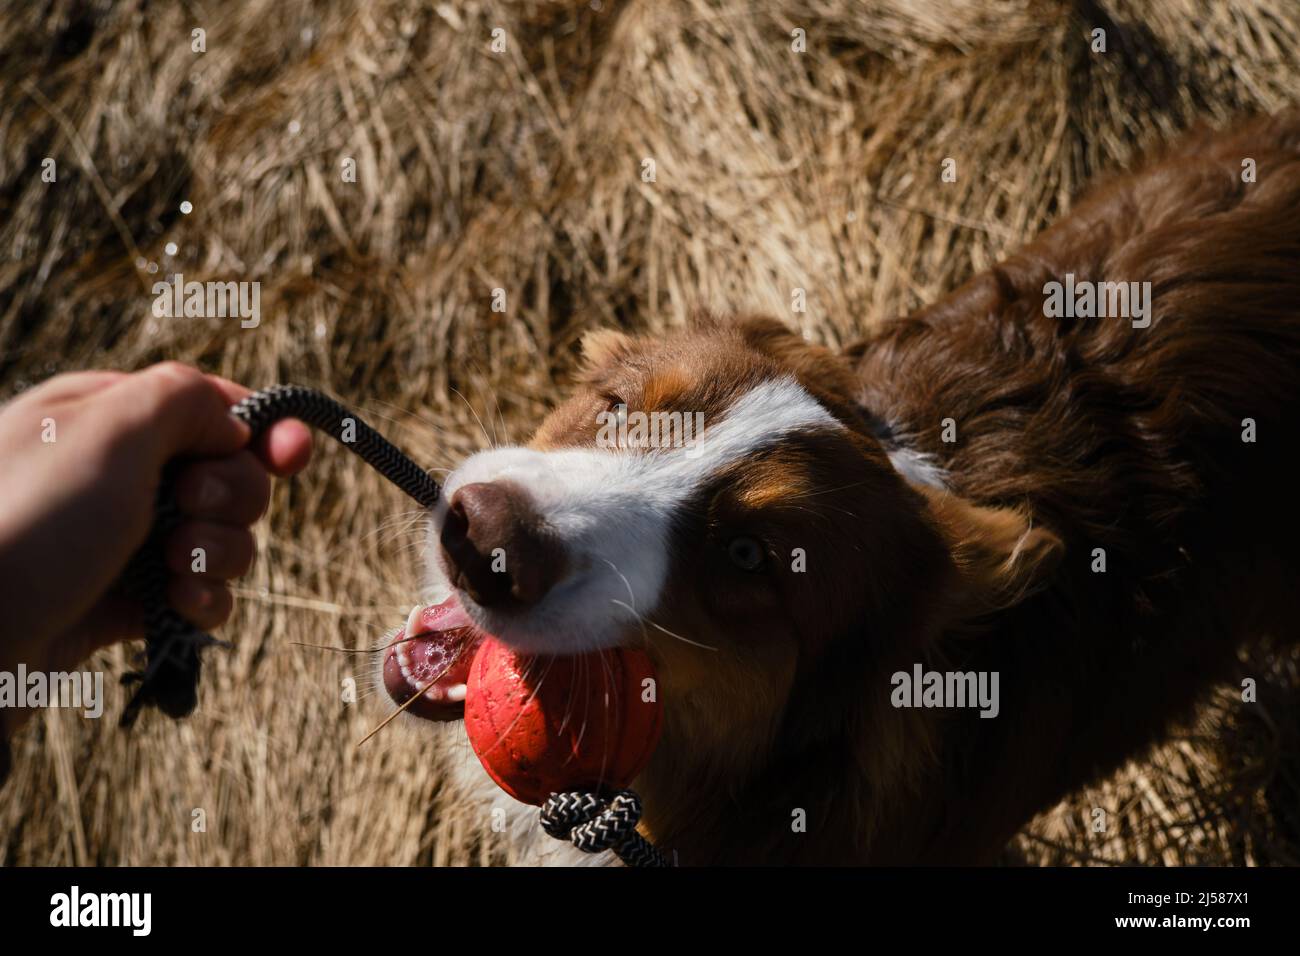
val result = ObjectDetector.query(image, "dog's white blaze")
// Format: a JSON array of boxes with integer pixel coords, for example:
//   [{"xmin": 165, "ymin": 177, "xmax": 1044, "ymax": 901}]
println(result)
[{"xmin": 430, "ymin": 377, "xmax": 841, "ymax": 653}]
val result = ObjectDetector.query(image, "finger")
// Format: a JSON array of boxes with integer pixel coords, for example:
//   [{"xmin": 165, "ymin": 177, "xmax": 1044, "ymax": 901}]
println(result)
[
  {"xmin": 164, "ymin": 520, "xmax": 256, "ymax": 580},
  {"xmin": 173, "ymin": 451, "xmax": 271, "ymax": 524},
  {"xmin": 205, "ymin": 374, "xmax": 313, "ymax": 476},
  {"xmin": 111, "ymin": 362, "xmax": 250, "ymax": 464},
  {"xmin": 167, "ymin": 576, "xmax": 234, "ymax": 632},
  {"xmin": 254, "ymin": 419, "xmax": 313, "ymax": 476}
]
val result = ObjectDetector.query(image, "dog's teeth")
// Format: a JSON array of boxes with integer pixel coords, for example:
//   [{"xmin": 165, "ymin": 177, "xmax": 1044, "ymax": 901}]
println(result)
[
  {"xmin": 393, "ymin": 605, "xmax": 427, "ymax": 685},
  {"xmin": 446, "ymin": 683, "xmax": 468, "ymax": 703},
  {"xmin": 404, "ymin": 603, "xmax": 424, "ymax": 641}
]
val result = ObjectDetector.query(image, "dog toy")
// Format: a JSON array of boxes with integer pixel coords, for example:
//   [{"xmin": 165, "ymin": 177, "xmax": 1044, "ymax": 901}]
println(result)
[
  {"xmin": 464, "ymin": 637, "xmax": 662, "ymax": 802},
  {"xmin": 465, "ymin": 636, "xmax": 668, "ymax": 866}
]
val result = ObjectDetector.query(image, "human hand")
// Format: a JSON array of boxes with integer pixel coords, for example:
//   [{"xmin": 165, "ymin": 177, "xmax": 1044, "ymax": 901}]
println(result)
[{"xmin": 0, "ymin": 363, "xmax": 312, "ymax": 736}]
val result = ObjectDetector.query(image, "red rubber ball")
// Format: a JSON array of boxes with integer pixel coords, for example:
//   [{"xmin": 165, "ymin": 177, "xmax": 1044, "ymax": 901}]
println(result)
[{"xmin": 464, "ymin": 637, "xmax": 663, "ymax": 806}]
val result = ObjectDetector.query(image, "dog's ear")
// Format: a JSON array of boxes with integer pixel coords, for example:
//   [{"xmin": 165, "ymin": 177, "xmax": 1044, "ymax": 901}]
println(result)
[
  {"xmin": 733, "ymin": 314, "xmax": 804, "ymax": 354},
  {"xmin": 579, "ymin": 328, "xmax": 634, "ymax": 370},
  {"xmin": 918, "ymin": 487, "xmax": 1063, "ymax": 614},
  {"xmin": 732, "ymin": 315, "xmax": 862, "ymax": 399}
]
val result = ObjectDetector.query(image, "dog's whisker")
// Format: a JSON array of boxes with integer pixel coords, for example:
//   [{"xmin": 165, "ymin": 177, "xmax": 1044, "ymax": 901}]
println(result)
[
  {"xmin": 466, "ymin": 361, "xmax": 501, "ymax": 448},
  {"xmin": 361, "ymin": 398, "xmax": 469, "ymax": 456},
  {"xmin": 468, "ymin": 356, "xmax": 514, "ymax": 447},
  {"xmin": 610, "ymin": 599, "xmax": 716, "ymax": 651},
  {"xmin": 449, "ymin": 385, "xmax": 496, "ymax": 451}
]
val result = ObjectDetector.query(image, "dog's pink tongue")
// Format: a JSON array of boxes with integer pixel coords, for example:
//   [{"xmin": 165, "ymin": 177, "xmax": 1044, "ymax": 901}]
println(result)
[{"xmin": 382, "ymin": 598, "xmax": 485, "ymax": 721}]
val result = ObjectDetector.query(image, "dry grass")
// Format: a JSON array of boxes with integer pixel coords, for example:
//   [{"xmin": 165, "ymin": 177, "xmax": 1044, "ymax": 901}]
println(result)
[{"xmin": 2, "ymin": 0, "xmax": 1298, "ymax": 866}]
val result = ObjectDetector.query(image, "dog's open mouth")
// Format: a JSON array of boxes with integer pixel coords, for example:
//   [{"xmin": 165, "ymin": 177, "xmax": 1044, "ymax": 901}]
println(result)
[{"xmin": 382, "ymin": 597, "xmax": 486, "ymax": 721}]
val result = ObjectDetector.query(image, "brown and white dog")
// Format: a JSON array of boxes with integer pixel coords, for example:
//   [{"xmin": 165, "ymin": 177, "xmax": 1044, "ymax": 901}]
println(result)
[{"xmin": 383, "ymin": 113, "xmax": 1300, "ymax": 865}]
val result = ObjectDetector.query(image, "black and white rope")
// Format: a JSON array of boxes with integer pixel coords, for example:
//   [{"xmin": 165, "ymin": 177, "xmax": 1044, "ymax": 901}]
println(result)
[
  {"xmin": 230, "ymin": 386, "xmax": 441, "ymax": 510},
  {"xmin": 540, "ymin": 790, "xmax": 672, "ymax": 867}
]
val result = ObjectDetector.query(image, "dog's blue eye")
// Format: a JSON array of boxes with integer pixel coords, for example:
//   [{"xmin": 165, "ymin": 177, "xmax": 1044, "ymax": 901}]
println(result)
[{"xmin": 727, "ymin": 536, "xmax": 766, "ymax": 572}]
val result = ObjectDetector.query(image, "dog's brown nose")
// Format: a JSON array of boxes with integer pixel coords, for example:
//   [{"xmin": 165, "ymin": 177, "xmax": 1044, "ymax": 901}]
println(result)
[{"xmin": 440, "ymin": 481, "xmax": 566, "ymax": 608}]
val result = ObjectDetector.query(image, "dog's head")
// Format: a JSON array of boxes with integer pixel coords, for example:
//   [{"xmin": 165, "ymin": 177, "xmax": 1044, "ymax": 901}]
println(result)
[{"xmin": 401, "ymin": 316, "xmax": 1060, "ymax": 789}]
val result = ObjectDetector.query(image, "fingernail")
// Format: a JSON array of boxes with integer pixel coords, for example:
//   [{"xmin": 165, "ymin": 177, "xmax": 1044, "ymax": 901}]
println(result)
[{"xmin": 197, "ymin": 475, "xmax": 229, "ymax": 510}]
